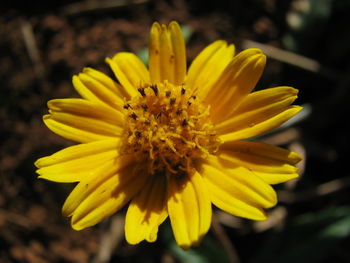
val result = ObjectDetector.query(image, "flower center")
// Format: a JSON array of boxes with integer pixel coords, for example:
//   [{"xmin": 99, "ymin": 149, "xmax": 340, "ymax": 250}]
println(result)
[{"xmin": 121, "ymin": 81, "xmax": 220, "ymax": 176}]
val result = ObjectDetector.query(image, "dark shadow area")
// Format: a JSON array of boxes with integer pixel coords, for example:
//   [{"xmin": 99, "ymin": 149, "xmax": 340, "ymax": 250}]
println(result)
[{"xmin": 1, "ymin": 0, "xmax": 350, "ymax": 262}]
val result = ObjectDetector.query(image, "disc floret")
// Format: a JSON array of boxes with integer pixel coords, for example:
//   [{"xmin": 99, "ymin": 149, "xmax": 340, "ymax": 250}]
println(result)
[{"xmin": 121, "ymin": 81, "xmax": 220, "ymax": 176}]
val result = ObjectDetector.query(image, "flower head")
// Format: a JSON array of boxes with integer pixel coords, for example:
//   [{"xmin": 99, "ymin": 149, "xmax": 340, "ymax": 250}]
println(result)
[{"xmin": 35, "ymin": 21, "xmax": 302, "ymax": 249}]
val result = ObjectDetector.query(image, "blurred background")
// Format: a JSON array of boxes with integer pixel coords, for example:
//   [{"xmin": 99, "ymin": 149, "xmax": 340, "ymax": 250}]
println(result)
[{"xmin": 1, "ymin": 0, "xmax": 350, "ymax": 262}]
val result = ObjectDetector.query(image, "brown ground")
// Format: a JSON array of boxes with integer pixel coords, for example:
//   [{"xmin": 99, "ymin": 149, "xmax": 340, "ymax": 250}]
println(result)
[{"xmin": 1, "ymin": 0, "xmax": 350, "ymax": 262}]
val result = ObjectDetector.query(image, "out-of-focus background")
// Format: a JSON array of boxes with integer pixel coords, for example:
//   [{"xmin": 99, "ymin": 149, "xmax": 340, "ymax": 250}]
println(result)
[{"xmin": 1, "ymin": 0, "xmax": 350, "ymax": 262}]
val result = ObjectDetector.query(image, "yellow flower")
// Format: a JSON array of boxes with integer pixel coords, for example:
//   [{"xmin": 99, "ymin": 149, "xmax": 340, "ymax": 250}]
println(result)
[{"xmin": 35, "ymin": 21, "xmax": 302, "ymax": 249}]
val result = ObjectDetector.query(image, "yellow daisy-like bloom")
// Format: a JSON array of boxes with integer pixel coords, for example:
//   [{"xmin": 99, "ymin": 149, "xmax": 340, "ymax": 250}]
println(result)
[{"xmin": 35, "ymin": 21, "xmax": 302, "ymax": 249}]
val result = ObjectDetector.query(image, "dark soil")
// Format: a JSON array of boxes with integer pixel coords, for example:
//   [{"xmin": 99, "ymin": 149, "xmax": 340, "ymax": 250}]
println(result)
[{"xmin": 1, "ymin": 0, "xmax": 350, "ymax": 262}]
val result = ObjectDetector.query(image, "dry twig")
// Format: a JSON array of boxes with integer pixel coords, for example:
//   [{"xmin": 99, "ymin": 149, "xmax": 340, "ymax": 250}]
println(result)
[
  {"xmin": 91, "ymin": 215, "xmax": 124, "ymax": 263},
  {"xmin": 242, "ymin": 39, "xmax": 339, "ymax": 80}
]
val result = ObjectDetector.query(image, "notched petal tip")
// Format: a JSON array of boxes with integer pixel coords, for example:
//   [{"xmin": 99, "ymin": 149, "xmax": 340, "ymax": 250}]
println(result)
[
  {"xmin": 82, "ymin": 67, "xmax": 96, "ymax": 74},
  {"xmin": 258, "ymin": 53, "xmax": 266, "ymax": 65},
  {"xmin": 250, "ymin": 53, "xmax": 266, "ymax": 70},
  {"xmin": 244, "ymin": 47, "xmax": 263, "ymax": 55},
  {"xmin": 47, "ymin": 99, "xmax": 69, "ymax": 111},
  {"xmin": 36, "ymin": 173, "xmax": 56, "ymax": 181},
  {"xmin": 288, "ymin": 86, "xmax": 299, "ymax": 95},
  {"xmin": 289, "ymin": 151, "xmax": 303, "ymax": 164},
  {"xmin": 62, "ymin": 206, "xmax": 72, "ymax": 218},
  {"xmin": 47, "ymin": 100, "xmax": 56, "ymax": 110},
  {"xmin": 34, "ymin": 157, "xmax": 43, "ymax": 168},
  {"xmin": 43, "ymin": 114, "xmax": 51, "ymax": 121},
  {"xmin": 232, "ymin": 47, "xmax": 265, "ymax": 70},
  {"xmin": 36, "ymin": 174, "xmax": 44, "ymax": 179},
  {"xmin": 291, "ymin": 105, "xmax": 304, "ymax": 115}
]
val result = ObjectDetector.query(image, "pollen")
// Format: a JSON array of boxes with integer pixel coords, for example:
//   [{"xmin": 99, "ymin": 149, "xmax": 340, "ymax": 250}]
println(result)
[{"xmin": 121, "ymin": 81, "xmax": 220, "ymax": 176}]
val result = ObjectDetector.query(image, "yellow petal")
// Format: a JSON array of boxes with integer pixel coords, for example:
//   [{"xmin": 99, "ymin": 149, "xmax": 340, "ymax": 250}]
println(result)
[
  {"xmin": 61, "ymin": 157, "xmax": 145, "ymax": 230},
  {"xmin": 187, "ymin": 40, "xmax": 235, "ymax": 97},
  {"xmin": 62, "ymin": 155, "xmax": 135, "ymax": 217},
  {"xmin": 83, "ymin": 67, "xmax": 125, "ymax": 99},
  {"xmin": 218, "ymin": 141, "xmax": 301, "ymax": 184},
  {"xmin": 125, "ymin": 174, "xmax": 168, "ymax": 244},
  {"xmin": 167, "ymin": 171, "xmax": 212, "ymax": 249},
  {"xmin": 48, "ymin": 99, "xmax": 124, "ymax": 127},
  {"xmin": 43, "ymin": 116, "xmax": 109, "ymax": 143},
  {"xmin": 252, "ymin": 171, "xmax": 299, "ymax": 185},
  {"xmin": 106, "ymin": 52, "xmax": 150, "ymax": 98},
  {"xmin": 203, "ymin": 172, "xmax": 267, "ymax": 220},
  {"xmin": 230, "ymin": 86, "xmax": 299, "ymax": 116},
  {"xmin": 203, "ymin": 155, "xmax": 277, "ymax": 210},
  {"xmin": 35, "ymin": 139, "xmax": 120, "ymax": 182},
  {"xmin": 148, "ymin": 21, "xmax": 186, "ymax": 85},
  {"xmin": 70, "ymin": 162, "xmax": 147, "ymax": 230},
  {"xmin": 215, "ymin": 86, "xmax": 299, "ymax": 134},
  {"xmin": 220, "ymin": 140, "xmax": 302, "ymax": 165},
  {"xmin": 219, "ymin": 106, "xmax": 303, "ymax": 142},
  {"xmin": 44, "ymin": 110, "xmax": 122, "ymax": 143},
  {"xmin": 148, "ymin": 22, "xmax": 161, "ymax": 83},
  {"xmin": 72, "ymin": 70, "xmax": 124, "ymax": 109},
  {"xmin": 168, "ymin": 21, "xmax": 186, "ymax": 85},
  {"xmin": 206, "ymin": 49, "xmax": 266, "ymax": 122}
]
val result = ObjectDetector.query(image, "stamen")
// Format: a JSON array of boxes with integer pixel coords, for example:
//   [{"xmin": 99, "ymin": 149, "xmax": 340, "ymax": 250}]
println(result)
[
  {"xmin": 176, "ymin": 109, "xmax": 183, "ymax": 115},
  {"xmin": 138, "ymin": 88, "xmax": 146, "ymax": 97},
  {"xmin": 150, "ymin": 84, "xmax": 158, "ymax": 96},
  {"xmin": 121, "ymin": 81, "xmax": 220, "ymax": 177}
]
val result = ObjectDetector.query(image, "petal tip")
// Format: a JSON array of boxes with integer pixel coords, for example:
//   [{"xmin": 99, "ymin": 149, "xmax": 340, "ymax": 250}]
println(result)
[
  {"xmin": 105, "ymin": 57, "xmax": 113, "ymax": 65},
  {"xmin": 82, "ymin": 67, "xmax": 94, "ymax": 73},
  {"xmin": 71, "ymin": 222, "xmax": 85, "ymax": 231},
  {"xmin": 169, "ymin": 20, "xmax": 180, "ymax": 28},
  {"xmin": 43, "ymin": 114, "xmax": 51, "ymax": 121},
  {"xmin": 34, "ymin": 159, "xmax": 42, "ymax": 168},
  {"xmin": 290, "ymin": 151, "xmax": 303, "ymax": 164},
  {"xmin": 151, "ymin": 21, "xmax": 161, "ymax": 33}
]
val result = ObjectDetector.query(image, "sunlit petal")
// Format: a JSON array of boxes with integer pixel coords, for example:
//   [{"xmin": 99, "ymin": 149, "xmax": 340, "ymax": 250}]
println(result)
[
  {"xmin": 187, "ymin": 40, "xmax": 235, "ymax": 98},
  {"xmin": 35, "ymin": 139, "xmax": 121, "ymax": 182},
  {"xmin": 107, "ymin": 52, "xmax": 150, "ymax": 98},
  {"xmin": 149, "ymin": 21, "xmax": 186, "ymax": 85},
  {"xmin": 167, "ymin": 171, "xmax": 212, "ymax": 249}
]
